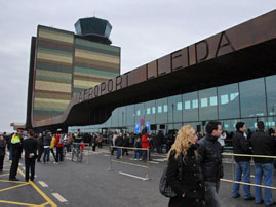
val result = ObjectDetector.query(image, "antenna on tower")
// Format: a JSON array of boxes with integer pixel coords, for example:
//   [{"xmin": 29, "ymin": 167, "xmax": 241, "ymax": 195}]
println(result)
[{"xmin": 93, "ymin": 10, "xmax": 96, "ymax": 17}]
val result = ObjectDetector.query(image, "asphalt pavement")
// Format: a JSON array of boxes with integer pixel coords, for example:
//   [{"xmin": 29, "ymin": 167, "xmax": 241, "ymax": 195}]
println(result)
[{"xmin": 1, "ymin": 147, "xmax": 276, "ymax": 207}]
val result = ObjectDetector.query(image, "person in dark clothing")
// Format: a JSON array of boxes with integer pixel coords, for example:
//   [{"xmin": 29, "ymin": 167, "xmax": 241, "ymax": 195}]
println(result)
[
  {"xmin": 250, "ymin": 121, "xmax": 276, "ymax": 206},
  {"xmin": 198, "ymin": 121, "xmax": 223, "ymax": 207},
  {"xmin": 155, "ymin": 130, "xmax": 163, "ymax": 153},
  {"xmin": 37, "ymin": 133, "xmax": 44, "ymax": 162},
  {"xmin": 231, "ymin": 122, "xmax": 254, "ymax": 200},
  {"xmin": 43, "ymin": 131, "xmax": 52, "ymax": 163},
  {"xmin": 4, "ymin": 132, "xmax": 12, "ymax": 161},
  {"xmin": 23, "ymin": 131, "xmax": 38, "ymax": 182},
  {"xmin": 122, "ymin": 134, "xmax": 129, "ymax": 156},
  {"xmin": 9, "ymin": 130, "xmax": 23, "ymax": 181},
  {"xmin": 115, "ymin": 133, "xmax": 123, "ymax": 159},
  {"xmin": 0, "ymin": 134, "xmax": 6, "ymax": 171},
  {"xmin": 167, "ymin": 125, "xmax": 205, "ymax": 207}
]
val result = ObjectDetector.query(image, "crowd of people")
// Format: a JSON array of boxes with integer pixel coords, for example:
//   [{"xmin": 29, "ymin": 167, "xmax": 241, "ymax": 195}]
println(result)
[
  {"xmin": 0, "ymin": 120, "xmax": 275, "ymax": 207},
  {"xmin": 164, "ymin": 121, "xmax": 276, "ymax": 207},
  {"xmin": 0, "ymin": 129, "xmax": 90, "ymax": 182}
]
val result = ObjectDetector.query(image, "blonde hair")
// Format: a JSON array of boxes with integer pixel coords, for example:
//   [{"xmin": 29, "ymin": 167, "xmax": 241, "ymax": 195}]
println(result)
[{"xmin": 167, "ymin": 125, "xmax": 195, "ymax": 159}]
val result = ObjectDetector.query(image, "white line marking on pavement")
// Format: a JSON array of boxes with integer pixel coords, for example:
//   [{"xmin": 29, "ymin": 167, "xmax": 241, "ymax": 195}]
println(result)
[
  {"xmin": 250, "ymin": 175, "xmax": 255, "ymax": 178},
  {"xmin": 39, "ymin": 181, "xmax": 48, "ymax": 188},
  {"xmin": 104, "ymin": 154, "xmax": 110, "ymax": 157},
  {"xmin": 152, "ymin": 158, "xmax": 166, "ymax": 162},
  {"xmin": 148, "ymin": 161, "xmax": 159, "ymax": 164},
  {"xmin": 52, "ymin": 193, "xmax": 68, "ymax": 202},
  {"xmin": 118, "ymin": 171, "xmax": 149, "ymax": 181}
]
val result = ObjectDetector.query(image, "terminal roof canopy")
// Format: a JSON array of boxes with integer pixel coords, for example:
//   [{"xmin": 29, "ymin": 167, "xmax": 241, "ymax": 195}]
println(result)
[{"xmin": 30, "ymin": 10, "xmax": 276, "ymax": 131}]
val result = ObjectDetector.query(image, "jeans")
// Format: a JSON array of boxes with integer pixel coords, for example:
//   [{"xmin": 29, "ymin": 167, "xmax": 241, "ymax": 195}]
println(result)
[
  {"xmin": 56, "ymin": 147, "xmax": 64, "ymax": 161},
  {"xmin": 25, "ymin": 158, "xmax": 35, "ymax": 181},
  {"xmin": 134, "ymin": 150, "xmax": 141, "ymax": 159},
  {"xmin": 116, "ymin": 148, "xmax": 122, "ymax": 159},
  {"xmin": 232, "ymin": 161, "xmax": 252, "ymax": 198},
  {"xmin": 205, "ymin": 181, "xmax": 221, "ymax": 207},
  {"xmin": 255, "ymin": 163, "xmax": 273, "ymax": 205},
  {"xmin": 43, "ymin": 148, "xmax": 50, "ymax": 163}
]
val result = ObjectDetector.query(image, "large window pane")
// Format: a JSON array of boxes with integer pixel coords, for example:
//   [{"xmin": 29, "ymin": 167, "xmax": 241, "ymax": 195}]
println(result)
[
  {"xmin": 168, "ymin": 95, "xmax": 183, "ymax": 124},
  {"xmin": 126, "ymin": 105, "xmax": 135, "ymax": 127},
  {"xmin": 240, "ymin": 78, "xmax": 267, "ymax": 118},
  {"xmin": 183, "ymin": 92, "xmax": 198, "ymax": 122},
  {"xmin": 218, "ymin": 83, "xmax": 240, "ymax": 119},
  {"xmin": 145, "ymin": 100, "xmax": 156, "ymax": 126},
  {"xmin": 117, "ymin": 107, "xmax": 127, "ymax": 127},
  {"xmin": 156, "ymin": 97, "xmax": 168, "ymax": 124},
  {"xmin": 111, "ymin": 108, "xmax": 120, "ymax": 127},
  {"xmin": 266, "ymin": 75, "xmax": 276, "ymax": 116},
  {"xmin": 134, "ymin": 103, "xmax": 145, "ymax": 130},
  {"xmin": 199, "ymin": 88, "xmax": 218, "ymax": 121}
]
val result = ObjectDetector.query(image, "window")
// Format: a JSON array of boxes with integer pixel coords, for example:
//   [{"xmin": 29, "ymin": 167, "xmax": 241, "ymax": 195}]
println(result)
[
  {"xmin": 192, "ymin": 99, "xmax": 198, "ymax": 109},
  {"xmin": 239, "ymin": 78, "xmax": 267, "ymax": 117},
  {"xmin": 266, "ymin": 75, "xmax": 276, "ymax": 116},
  {"xmin": 157, "ymin": 106, "xmax": 162, "ymax": 113},
  {"xmin": 168, "ymin": 95, "xmax": 182, "ymax": 123},
  {"xmin": 200, "ymin": 98, "xmax": 208, "ymax": 108},
  {"xmin": 156, "ymin": 97, "xmax": 168, "ymax": 124},
  {"xmin": 209, "ymin": 96, "xmax": 218, "ymax": 106},
  {"xmin": 146, "ymin": 108, "xmax": 151, "ymax": 115},
  {"xmin": 152, "ymin": 107, "xmax": 156, "ymax": 114},
  {"xmin": 218, "ymin": 83, "xmax": 240, "ymax": 119},
  {"xmin": 199, "ymin": 88, "xmax": 218, "ymax": 121},
  {"xmin": 185, "ymin": 100, "xmax": 191, "ymax": 110},
  {"xmin": 183, "ymin": 91, "xmax": 198, "ymax": 122},
  {"xmin": 221, "ymin": 94, "xmax": 229, "ymax": 105},
  {"xmin": 230, "ymin": 92, "xmax": 239, "ymax": 101},
  {"xmin": 136, "ymin": 110, "xmax": 141, "ymax": 116},
  {"xmin": 177, "ymin": 102, "xmax": 183, "ymax": 111}
]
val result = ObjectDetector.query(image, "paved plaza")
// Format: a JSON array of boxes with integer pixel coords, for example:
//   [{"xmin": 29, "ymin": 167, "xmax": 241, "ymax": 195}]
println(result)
[{"xmin": 0, "ymin": 147, "xmax": 275, "ymax": 207}]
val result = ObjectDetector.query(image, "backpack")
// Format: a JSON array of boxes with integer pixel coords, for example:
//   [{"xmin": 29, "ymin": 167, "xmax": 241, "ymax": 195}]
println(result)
[{"xmin": 159, "ymin": 153, "xmax": 184, "ymax": 198}]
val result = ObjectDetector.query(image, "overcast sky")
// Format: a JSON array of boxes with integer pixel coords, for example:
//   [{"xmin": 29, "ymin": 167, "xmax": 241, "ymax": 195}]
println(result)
[{"xmin": 0, "ymin": 0, "xmax": 275, "ymax": 132}]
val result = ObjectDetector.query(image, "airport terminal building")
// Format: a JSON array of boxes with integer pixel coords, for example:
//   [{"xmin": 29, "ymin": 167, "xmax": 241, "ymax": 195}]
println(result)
[{"xmin": 25, "ymin": 10, "xmax": 276, "ymax": 134}]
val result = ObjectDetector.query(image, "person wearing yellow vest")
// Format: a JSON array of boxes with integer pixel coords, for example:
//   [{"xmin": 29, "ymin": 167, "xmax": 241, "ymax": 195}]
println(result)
[
  {"xmin": 50, "ymin": 134, "xmax": 57, "ymax": 163},
  {"xmin": 9, "ymin": 130, "xmax": 23, "ymax": 181}
]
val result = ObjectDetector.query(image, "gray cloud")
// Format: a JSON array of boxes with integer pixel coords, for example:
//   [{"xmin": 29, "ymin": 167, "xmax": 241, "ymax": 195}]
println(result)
[{"xmin": 0, "ymin": 0, "xmax": 275, "ymax": 132}]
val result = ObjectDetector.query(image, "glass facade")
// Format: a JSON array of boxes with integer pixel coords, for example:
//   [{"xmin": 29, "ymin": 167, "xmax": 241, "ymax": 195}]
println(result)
[{"xmin": 70, "ymin": 74, "xmax": 276, "ymax": 133}]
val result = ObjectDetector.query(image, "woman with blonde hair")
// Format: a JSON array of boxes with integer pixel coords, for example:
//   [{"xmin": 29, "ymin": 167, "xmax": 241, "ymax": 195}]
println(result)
[{"xmin": 166, "ymin": 125, "xmax": 205, "ymax": 207}]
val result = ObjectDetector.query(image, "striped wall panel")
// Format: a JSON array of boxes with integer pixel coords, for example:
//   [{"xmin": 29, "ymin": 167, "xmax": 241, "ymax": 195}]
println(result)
[
  {"xmin": 33, "ymin": 26, "xmax": 74, "ymax": 121},
  {"xmin": 32, "ymin": 25, "xmax": 121, "ymax": 122},
  {"xmin": 73, "ymin": 38, "xmax": 120, "ymax": 93}
]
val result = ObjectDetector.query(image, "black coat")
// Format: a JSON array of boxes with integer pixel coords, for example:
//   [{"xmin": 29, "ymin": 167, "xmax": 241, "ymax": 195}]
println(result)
[
  {"xmin": 198, "ymin": 134, "xmax": 223, "ymax": 183},
  {"xmin": 250, "ymin": 130, "xmax": 276, "ymax": 163},
  {"xmin": 232, "ymin": 131, "xmax": 251, "ymax": 162},
  {"xmin": 0, "ymin": 140, "xmax": 6, "ymax": 156},
  {"xmin": 115, "ymin": 136, "xmax": 123, "ymax": 147},
  {"xmin": 23, "ymin": 138, "xmax": 38, "ymax": 159},
  {"xmin": 166, "ymin": 146, "xmax": 205, "ymax": 207}
]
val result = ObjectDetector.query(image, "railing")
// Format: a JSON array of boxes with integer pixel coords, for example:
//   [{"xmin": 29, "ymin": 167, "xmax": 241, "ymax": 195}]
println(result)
[{"xmin": 221, "ymin": 152, "xmax": 276, "ymax": 190}]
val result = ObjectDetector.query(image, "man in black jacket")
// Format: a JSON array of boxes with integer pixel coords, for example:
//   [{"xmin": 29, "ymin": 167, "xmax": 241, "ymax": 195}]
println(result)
[
  {"xmin": 23, "ymin": 131, "xmax": 38, "ymax": 182},
  {"xmin": 250, "ymin": 121, "xmax": 276, "ymax": 206},
  {"xmin": 231, "ymin": 122, "xmax": 254, "ymax": 200},
  {"xmin": 198, "ymin": 121, "xmax": 223, "ymax": 207}
]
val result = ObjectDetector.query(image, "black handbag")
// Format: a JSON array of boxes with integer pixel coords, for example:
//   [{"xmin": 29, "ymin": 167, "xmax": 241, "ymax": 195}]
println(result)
[{"xmin": 159, "ymin": 154, "xmax": 183, "ymax": 198}]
